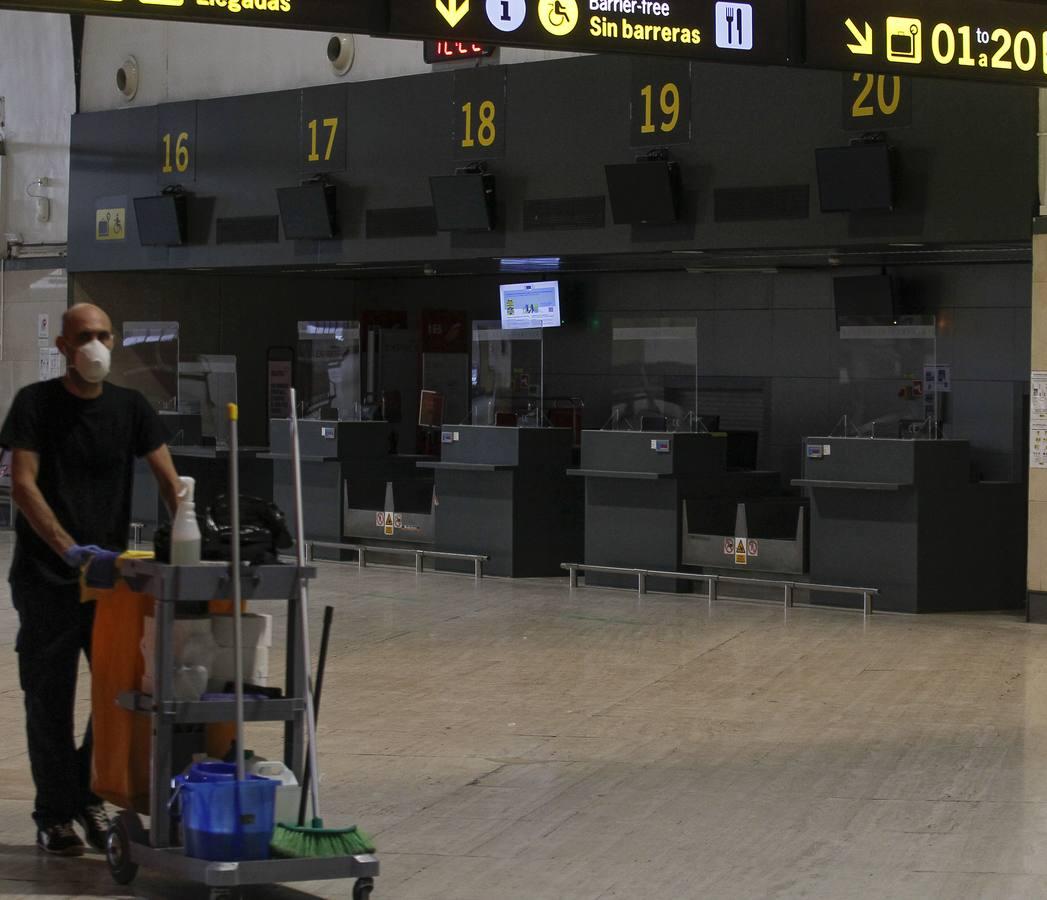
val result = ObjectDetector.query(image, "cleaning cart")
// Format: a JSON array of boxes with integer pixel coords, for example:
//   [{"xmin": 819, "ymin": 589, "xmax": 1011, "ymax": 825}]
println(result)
[{"xmin": 105, "ymin": 558, "xmax": 379, "ymax": 900}]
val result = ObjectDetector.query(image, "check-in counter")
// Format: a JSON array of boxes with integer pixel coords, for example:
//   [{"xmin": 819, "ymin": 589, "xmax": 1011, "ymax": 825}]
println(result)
[
  {"xmin": 264, "ymin": 420, "xmax": 394, "ymax": 545},
  {"xmin": 571, "ymin": 431, "xmax": 780, "ymax": 592},
  {"xmin": 132, "ymin": 445, "xmax": 272, "ymax": 540},
  {"xmin": 794, "ymin": 437, "xmax": 1025, "ymax": 612},
  {"xmin": 418, "ymin": 425, "xmax": 582, "ymax": 577}
]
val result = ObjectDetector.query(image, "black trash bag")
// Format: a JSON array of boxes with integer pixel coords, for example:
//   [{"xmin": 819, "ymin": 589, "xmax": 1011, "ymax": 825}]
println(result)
[{"xmin": 154, "ymin": 494, "xmax": 293, "ymax": 565}]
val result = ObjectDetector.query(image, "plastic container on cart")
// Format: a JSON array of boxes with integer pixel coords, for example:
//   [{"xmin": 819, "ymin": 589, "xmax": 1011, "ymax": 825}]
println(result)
[
  {"xmin": 247, "ymin": 758, "xmax": 300, "ymax": 825},
  {"xmin": 175, "ymin": 763, "xmax": 277, "ymax": 860}
]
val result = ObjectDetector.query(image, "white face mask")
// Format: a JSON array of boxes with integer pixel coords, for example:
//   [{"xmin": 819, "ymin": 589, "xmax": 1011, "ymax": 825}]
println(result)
[{"xmin": 74, "ymin": 339, "xmax": 111, "ymax": 383}]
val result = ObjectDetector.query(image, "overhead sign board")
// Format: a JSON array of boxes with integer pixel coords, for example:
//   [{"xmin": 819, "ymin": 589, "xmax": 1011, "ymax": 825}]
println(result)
[
  {"xmin": 389, "ymin": 0, "xmax": 799, "ymax": 65},
  {"xmin": 807, "ymin": 0, "xmax": 1047, "ymax": 87},
  {"xmin": 0, "ymin": 0, "xmax": 387, "ymax": 32}
]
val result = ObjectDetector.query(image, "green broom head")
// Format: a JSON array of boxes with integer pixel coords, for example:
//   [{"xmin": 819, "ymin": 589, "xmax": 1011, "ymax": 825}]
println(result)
[{"xmin": 270, "ymin": 819, "xmax": 375, "ymax": 858}]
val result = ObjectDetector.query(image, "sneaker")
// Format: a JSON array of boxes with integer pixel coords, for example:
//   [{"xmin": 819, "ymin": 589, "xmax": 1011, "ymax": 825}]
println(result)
[
  {"xmin": 75, "ymin": 804, "xmax": 111, "ymax": 853},
  {"xmin": 36, "ymin": 822, "xmax": 85, "ymax": 856}
]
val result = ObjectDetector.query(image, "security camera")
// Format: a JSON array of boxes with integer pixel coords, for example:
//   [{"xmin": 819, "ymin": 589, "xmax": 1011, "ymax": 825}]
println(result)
[
  {"xmin": 327, "ymin": 35, "xmax": 354, "ymax": 76},
  {"xmin": 116, "ymin": 57, "xmax": 139, "ymax": 100}
]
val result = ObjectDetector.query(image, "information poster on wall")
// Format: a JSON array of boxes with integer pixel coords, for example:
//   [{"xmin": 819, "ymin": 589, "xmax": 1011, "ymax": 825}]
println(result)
[{"xmin": 1031, "ymin": 371, "xmax": 1047, "ymax": 468}]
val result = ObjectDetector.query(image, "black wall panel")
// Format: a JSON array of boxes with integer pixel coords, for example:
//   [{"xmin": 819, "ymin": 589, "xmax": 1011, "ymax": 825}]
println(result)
[{"xmin": 67, "ymin": 55, "xmax": 1038, "ymax": 273}]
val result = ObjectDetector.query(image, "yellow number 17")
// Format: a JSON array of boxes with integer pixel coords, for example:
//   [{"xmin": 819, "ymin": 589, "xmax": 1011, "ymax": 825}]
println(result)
[{"xmin": 307, "ymin": 117, "xmax": 339, "ymax": 162}]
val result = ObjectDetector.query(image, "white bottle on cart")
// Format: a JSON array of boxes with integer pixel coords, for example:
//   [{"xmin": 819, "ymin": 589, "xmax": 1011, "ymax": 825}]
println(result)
[{"xmin": 170, "ymin": 476, "xmax": 202, "ymax": 565}]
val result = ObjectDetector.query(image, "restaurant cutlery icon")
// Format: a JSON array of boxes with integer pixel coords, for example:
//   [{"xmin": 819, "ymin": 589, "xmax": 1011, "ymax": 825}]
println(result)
[{"xmin": 715, "ymin": 1, "xmax": 753, "ymax": 51}]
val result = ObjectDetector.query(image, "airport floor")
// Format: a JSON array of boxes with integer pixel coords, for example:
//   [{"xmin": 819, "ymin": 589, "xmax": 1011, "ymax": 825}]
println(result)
[{"xmin": 4, "ymin": 543, "xmax": 1047, "ymax": 898}]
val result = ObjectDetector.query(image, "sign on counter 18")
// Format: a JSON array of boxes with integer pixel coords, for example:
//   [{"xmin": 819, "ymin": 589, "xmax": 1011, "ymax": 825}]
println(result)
[
  {"xmin": 389, "ymin": 0, "xmax": 797, "ymax": 65},
  {"xmin": 807, "ymin": 0, "xmax": 1047, "ymax": 87}
]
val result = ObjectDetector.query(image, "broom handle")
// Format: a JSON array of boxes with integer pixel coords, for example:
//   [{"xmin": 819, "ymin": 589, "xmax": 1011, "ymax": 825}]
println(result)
[
  {"xmin": 228, "ymin": 403, "xmax": 245, "ymax": 785},
  {"xmin": 289, "ymin": 388, "xmax": 322, "ymax": 822},
  {"xmin": 297, "ymin": 604, "xmax": 333, "ymax": 826}
]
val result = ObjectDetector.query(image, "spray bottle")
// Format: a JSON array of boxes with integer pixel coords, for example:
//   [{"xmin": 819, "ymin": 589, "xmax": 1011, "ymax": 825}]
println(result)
[{"xmin": 170, "ymin": 476, "xmax": 202, "ymax": 565}]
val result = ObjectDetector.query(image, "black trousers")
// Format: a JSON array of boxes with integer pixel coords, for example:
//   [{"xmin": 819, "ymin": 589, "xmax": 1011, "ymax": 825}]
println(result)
[{"xmin": 11, "ymin": 580, "xmax": 101, "ymax": 828}]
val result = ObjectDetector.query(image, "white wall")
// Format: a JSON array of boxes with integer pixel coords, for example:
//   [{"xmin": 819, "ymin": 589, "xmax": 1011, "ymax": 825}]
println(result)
[
  {"xmin": 79, "ymin": 18, "xmax": 577, "ymax": 112},
  {"xmin": 0, "ymin": 10, "xmax": 76, "ymax": 247}
]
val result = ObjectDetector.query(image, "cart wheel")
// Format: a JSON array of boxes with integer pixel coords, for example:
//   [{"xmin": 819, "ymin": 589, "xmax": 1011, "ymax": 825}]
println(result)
[
  {"xmin": 352, "ymin": 877, "xmax": 374, "ymax": 900},
  {"xmin": 106, "ymin": 812, "xmax": 141, "ymax": 886}
]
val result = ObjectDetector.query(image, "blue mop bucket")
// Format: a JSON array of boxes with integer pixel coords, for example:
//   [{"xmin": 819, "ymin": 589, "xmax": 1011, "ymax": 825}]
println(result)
[{"xmin": 173, "ymin": 762, "xmax": 277, "ymax": 861}]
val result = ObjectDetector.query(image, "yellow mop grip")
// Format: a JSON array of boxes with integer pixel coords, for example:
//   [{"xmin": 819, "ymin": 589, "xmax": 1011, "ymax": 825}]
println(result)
[{"xmin": 228, "ymin": 402, "xmax": 238, "ymax": 421}]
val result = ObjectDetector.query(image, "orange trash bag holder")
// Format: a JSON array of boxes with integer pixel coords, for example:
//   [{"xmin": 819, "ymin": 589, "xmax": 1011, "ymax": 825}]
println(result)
[{"xmin": 88, "ymin": 559, "xmax": 240, "ymax": 814}]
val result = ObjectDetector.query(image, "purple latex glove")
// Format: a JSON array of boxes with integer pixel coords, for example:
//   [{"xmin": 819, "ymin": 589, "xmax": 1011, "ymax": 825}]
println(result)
[
  {"xmin": 84, "ymin": 549, "xmax": 121, "ymax": 588},
  {"xmin": 62, "ymin": 544, "xmax": 104, "ymax": 568}
]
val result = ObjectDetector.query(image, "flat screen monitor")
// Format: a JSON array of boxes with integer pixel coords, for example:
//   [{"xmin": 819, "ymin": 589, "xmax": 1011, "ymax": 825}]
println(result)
[
  {"xmin": 277, "ymin": 183, "xmax": 337, "ymax": 239},
  {"xmin": 833, "ymin": 275, "xmax": 896, "ymax": 327},
  {"xmin": 815, "ymin": 143, "xmax": 894, "ymax": 212},
  {"xmin": 429, "ymin": 173, "xmax": 496, "ymax": 231},
  {"xmin": 499, "ymin": 281, "xmax": 561, "ymax": 330},
  {"xmin": 133, "ymin": 194, "xmax": 187, "ymax": 246},
  {"xmin": 604, "ymin": 161, "xmax": 681, "ymax": 225}
]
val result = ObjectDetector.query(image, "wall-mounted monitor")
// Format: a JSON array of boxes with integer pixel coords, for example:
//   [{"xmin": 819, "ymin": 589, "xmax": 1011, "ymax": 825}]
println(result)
[
  {"xmin": 499, "ymin": 281, "xmax": 561, "ymax": 330},
  {"xmin": 833, "ymin": 274, "xmax": 897, "ymax": 327},
  {"xmin": 604, "ymin": 161, "xmax": 681, "ymax": 225},
  {"xmin": 815, "ymin": 143, "xmax": 894, "ymax": 212},
  {"xmin": 133, "ymin": 193, "xmax": 188, "ymax": 246},
  {"xmin": 429, "ymin": 173, "xmax": 496, "ymax": 231},
  {"xmin": 277, "ymin": 183, "xmax": 337, "ymax": 239}
]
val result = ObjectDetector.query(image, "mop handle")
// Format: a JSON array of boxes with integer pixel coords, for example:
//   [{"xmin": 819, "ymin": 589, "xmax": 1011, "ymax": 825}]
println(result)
[
  {"xmin": 289, "ymin": 388, "xmax": 322, "ymax": 821},
  {"xmin": 228, "ymin": 403, "xmax": 245, "ymax": 784}
]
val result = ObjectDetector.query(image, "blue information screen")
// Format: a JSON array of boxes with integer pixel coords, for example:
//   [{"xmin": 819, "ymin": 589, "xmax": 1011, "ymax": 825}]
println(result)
[{"xmin": 499, "ymin": 281, "xmax": 561, "ymax": 329}]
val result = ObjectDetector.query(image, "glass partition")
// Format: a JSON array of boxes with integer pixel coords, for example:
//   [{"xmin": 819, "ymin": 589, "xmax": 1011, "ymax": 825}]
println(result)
[
  {"xmin": 470, "ymin": 321, "xmax": 543, "ymax": 426},
  {"xmin": 833, "ymin": 316, "xmax": 939, "ymax": 439},
  {"xmin": 607, "ymin": 317, "xmax": 698, "ymax": 431},
  {"xmin": 178, "ymin": 355, "xmax": 238, "ymax": 447},
  {"xmin": 112, "ymin": 321, "xmax": 179, "ymax": 412},
  {"xmin": 296, "ymin": 320, "xmax": 361, "ymax": 420}
]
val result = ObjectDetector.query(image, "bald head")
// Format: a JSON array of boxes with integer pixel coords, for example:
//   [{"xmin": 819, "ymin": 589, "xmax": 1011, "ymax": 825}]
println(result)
[{"xmin": 62, "ymin": 304, "xmax": 112, "ymax": 342}]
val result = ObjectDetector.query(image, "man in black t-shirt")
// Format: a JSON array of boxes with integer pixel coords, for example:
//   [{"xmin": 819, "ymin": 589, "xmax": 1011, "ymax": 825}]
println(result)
[{"xmin": 0, "ymin": 303, "xmax": 181, "ymax": 857}]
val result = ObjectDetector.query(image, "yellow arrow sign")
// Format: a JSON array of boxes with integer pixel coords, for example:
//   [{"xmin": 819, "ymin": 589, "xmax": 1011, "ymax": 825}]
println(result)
[
  {"xmin": 845, "ymin": 17, "xmax": 873, "ymax": 55},
  {"xmin": 436, "ymin": 0, "xmax": 468, "ymax": 27}
]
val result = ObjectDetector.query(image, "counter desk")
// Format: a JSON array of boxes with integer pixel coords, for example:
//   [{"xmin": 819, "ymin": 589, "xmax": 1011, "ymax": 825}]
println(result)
[
  {"xmin": 794, "ymin": 437, "xmax": 1025, "ymax": 612},
  {"xmin": 264, "ymin": 420, "xmax": 396, "ymax": 546},
  {"xmin": 132, "ymin": 445, "xmax": 272, "ymax": 540},
  {"xmin": 418, "ymin": 425, "xmax": 582, "ymax": 577},
  {"xmin": 571, "ymin": 431, "xmax": 780, "ymax": 592}
]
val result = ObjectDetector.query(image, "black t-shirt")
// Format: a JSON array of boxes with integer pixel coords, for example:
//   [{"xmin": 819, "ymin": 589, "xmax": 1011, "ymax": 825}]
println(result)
[{"xmin": 0, "ymin": 378, "xmax": 167, "ymax": 588}]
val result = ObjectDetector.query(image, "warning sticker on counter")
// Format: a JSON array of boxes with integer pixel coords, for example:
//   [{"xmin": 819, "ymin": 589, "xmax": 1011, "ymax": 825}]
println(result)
[
  {"xmin": 383, "ymin": 512, "xmax": 394, "ymax": 536},
  {"xmin": 723, "ymin": 538, "xmax": 735, "ymax": 555},
  {"xmin": 734, "ymin": 537, "xmax": 747, "ymax": 566},
  {"xmin": 375, "ymin": 512, "xmax": 385, "ymax": 526},
  {"xmin": 747, "ymin": 539, "xmax": 759, "ymax": 558}
]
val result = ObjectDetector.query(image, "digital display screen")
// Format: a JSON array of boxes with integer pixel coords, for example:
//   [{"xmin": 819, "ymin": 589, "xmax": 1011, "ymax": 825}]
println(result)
[
  {"xmin": 815, "ymin": 143, "xmax": 893, "ymax": 212},
  {"xmin": 277, "ymin": 183, "xmax": 336, "ymax": 239},
  {"xmin": 605, "ymin": 161, "xmax": 681, "ymax": 225},
  {"xmin": 429, "ymin": 173, "xmax": 496, "ymax": 231},
  {"xmin": 500, "ymin": 281, "xmax": 561, "ymax": 329},
  {"xmin": 423, "ymin": 40, "xmax": 496, "ymax": 62},
  {"xmin": 133, "ymin": 194, "xmax": 187, "ymax": 246}
]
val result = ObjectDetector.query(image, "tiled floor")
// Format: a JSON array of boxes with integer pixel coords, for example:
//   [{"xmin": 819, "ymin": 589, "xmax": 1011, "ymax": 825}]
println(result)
[{"xmin": 3, "ymin": 544, "xmax": 1047, "ymax": 898}]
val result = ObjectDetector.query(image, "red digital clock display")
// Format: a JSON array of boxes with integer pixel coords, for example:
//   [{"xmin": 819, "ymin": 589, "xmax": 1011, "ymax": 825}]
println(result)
[{"xmin": 423, "ymin": 40, "xmax": 496, "ymax": 63}]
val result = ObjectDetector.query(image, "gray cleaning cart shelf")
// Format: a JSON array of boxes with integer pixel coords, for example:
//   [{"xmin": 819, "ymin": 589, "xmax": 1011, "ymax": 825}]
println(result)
[{"xmin": 106, "ymin": 559, "xmax": 379, "ymax": 900}]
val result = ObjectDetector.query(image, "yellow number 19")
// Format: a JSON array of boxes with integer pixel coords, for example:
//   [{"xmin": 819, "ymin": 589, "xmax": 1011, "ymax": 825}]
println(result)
[{"xmin": 640, "ymin": 82, "xmax": 680, "ymax": 134}]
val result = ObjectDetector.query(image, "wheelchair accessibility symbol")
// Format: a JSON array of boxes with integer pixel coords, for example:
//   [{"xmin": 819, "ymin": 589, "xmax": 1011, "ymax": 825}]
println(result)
[{"xmin": 538, "ymin": 0, "xmax": 577, "ymax": 35}]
